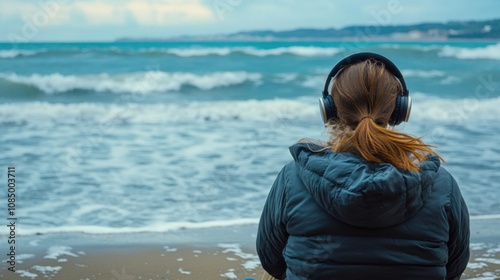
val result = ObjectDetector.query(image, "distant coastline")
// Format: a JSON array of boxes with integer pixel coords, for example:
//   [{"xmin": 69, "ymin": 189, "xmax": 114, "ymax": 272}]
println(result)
[{"xmin": 117, "ymin": 18, "xmax": 500, "ymax": 42}]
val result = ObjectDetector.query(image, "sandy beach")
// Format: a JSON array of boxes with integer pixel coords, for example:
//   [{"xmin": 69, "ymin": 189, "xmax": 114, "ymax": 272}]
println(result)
[
  {"xmin": 5, "ymin": 245, "xmax": 263, "ymax": 280},
  {"xmin": 1, "ymin": 221, "xmax": 500, "ymax": 280}
]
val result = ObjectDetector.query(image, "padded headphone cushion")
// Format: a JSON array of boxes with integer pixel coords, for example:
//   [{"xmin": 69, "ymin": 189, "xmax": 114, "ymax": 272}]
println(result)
[
  {"xmin": 390, "ymin": 95, "xmax": 410, "ymax": 125},
  {"xmin": 322, "ymin": 95, "xmax": 337, "ymax": 122}
]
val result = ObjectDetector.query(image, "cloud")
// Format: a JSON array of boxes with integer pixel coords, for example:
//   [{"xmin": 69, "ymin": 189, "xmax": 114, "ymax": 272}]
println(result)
[
  {"xmin": 0, "ymin": 2, "xmax": 39, "ymax": 19},
  {"xmin": 71, "ymin": 0, "xmax": 214, "ymax": 25},
  {"xmin": 125, "ymin": 0, "xmax": 214, "ymax": 25},
  {"xmin": 1, "ymin": 0, "xmax": 498, "ymax": 41},
  {"xmin": 0, "ymin": 0, "xmax": 215, "ymax": 27},
  {"xmin": 0, "ymin": 0, "xmax": 72, "ymax": 26},
  {"xmin": 74, "ymin": 2, "xmax": 128, "ymax": 25}
]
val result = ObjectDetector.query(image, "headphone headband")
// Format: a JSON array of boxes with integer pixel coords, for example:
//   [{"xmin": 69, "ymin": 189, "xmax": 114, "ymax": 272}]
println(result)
[
  {"xmin": 322, "ymin": 52, "xmax": 409, "ymax": 98},
  {"xmin": 319, "ymin": 52, "xmax": 411, "ymax": 126}
]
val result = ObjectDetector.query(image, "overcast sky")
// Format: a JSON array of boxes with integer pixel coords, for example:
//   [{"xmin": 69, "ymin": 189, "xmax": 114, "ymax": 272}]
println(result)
[{"xmin": 1, "ymin": 0, "xmax": 499, "ymax": 42}]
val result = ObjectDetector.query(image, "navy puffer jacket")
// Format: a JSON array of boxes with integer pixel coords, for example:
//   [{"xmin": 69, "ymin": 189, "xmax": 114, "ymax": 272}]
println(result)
[{"xmin": 257, "ymin": 143, "xmax": 470, "ymax": 280}]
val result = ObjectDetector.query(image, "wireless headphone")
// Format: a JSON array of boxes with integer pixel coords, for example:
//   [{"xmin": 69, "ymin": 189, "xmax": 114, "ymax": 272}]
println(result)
[{"xmin": 319, "ymin": 52, "xmax": 412, "ymax": 126}]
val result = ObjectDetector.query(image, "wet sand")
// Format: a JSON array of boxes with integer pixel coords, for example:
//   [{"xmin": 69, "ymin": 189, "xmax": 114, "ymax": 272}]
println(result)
[{"xmin": 1, "ymin": 221, "xmax": 499, "ymax": 279}]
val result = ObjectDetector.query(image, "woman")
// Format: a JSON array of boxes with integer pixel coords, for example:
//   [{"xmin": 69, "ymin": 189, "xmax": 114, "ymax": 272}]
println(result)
[{"xmin": 256, "ymin": 52, "xmax": 470, "ymax": 280}]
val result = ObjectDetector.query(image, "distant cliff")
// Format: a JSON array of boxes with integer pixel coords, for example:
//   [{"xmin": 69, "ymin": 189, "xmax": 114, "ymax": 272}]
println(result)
[{"xmin": 117, "ymin": 18, "xmax": 500, "ymax": 41}]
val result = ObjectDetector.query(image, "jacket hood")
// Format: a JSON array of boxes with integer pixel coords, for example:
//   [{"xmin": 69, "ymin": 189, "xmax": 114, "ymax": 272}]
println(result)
[{"xmin": 290, "ymin": 142, "xmax": 441, "ymax": 228}]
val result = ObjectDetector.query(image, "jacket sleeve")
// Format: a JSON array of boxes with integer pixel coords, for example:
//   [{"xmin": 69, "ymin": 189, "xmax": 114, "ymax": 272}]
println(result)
[
  {"xmin": 446, "ymin": 178, "xmax": 470, "ymax": 280},
  {"xmin": 257, "ymin": 166, "xmax": 289, "ymax": 279}
]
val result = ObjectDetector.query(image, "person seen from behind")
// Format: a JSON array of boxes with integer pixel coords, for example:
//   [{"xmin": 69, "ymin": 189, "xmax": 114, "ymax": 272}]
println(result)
[{"xmin": 257, "ymin": 52, "xmax": 470, "ymax": 280}]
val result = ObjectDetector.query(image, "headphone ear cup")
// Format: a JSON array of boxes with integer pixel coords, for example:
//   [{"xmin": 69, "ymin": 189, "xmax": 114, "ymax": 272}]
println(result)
[
  {"xmin": 390, "ymin": 95, "xmax": 411, "ymax": 125},
  {"xmin": 319, "ymin": 95, "xmax": 338, "ymax": 123}
]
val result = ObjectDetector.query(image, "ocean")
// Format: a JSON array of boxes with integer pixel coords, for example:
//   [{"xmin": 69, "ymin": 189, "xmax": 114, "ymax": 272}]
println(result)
[{"xmin": 1, "ymin": 41, "xmax": 499, "ymax": 236}]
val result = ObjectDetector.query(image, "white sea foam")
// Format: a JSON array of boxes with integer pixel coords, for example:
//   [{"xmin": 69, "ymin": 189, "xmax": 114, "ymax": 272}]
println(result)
[
  {"xmin": 19, "ymin": 218, "xmax": 259, "ymax": 235},
  {"xmin": 379, "ymin": 44, "xmax": 441, "ymax": 52},
  {"xmin": 467, "ymin": 262, "xmax": 488, "ymax": 269},
  {"xmin": 32, "ymin": 265, "xmax": 62, "ymax": 276},
  {"xmin": 44, "ymin": 246, "xmax": 79, "ymax": 259},
  {"xmin": 303, "ymin": 70, "xmax": 447, "ymax": 91},
  {"xmin": 401, "ymin": 69, "xmax": 446, "ymax": 78},
  {"xmin": 218, "ymin": 243, "xmax": 261, "ymax": 271},
  {"xmin": 3, "ymin": 94, "xmax": 500, "ymax": 127},
  {"xmin": 410, "ymin": 95, "xmax": 500, "ymax": 121},
  {"xmin": 178, "ymin": 268, "xmax": 192, "ymax": 275},
  {"xmin": 164, "ymin": 246, "xmax": 178, "ymax": 252},
  {"xmin": 2, "ymin": 253, "xmax": 35, "ymax": 264},
  {"xmin": 470, "ymin": 214, "xmax": 500, "ymax": 220},
  {"xmin": 16, "ymin": 270, "xmax": 38, "ymax": 279},
  {"xmin": 163, "ymin": 47, "xmax": 232, "ymax": 57},
  {"xmin": 0, "ymin": 49, "xmax": 43, "ymax": 59},
  {"xmin": 0, "ymin": 71, "xmax": 262, "ymax": 94},
  {"xmin": 475, "ymin": 258, "xmax": 500, "ymax": 264},
  {"xmin": 221, "ymin": 271, "xmax": 238, "ymax": 279},
  {"xmin": 0, "ymin": 99, "xmax": 318, "ymax": 125},
  {"xmin": 439, "ymin": 43, "xmax": 500, "ymax": 60},
  {"xmin": 439, "ymin": 76, "xmax": 462, "ymax": 85},
  {"xmin": 160, "ymin": 46, "xmax": 343, "ymax": 57},
  {"xmin": 467, "ymin": 273, "xmax": 498, "ymax": 280},
  {"xmin": 470, "ymin": 243, "xmax": 489, "ymax": 250},
  {"xmin": 1, "ymin": 46, "xmax": 342, "ymax": 58},
  {"xmin": 273, "ymin": 73, "xmax": 299, "ymax": 83},
  {"xmin": 240, "ymin": 46, "xmax": 343, "ymax": 57},
  {"xmin": 301, "ymin": 75, "xmax": 325, "ymax": 89}
]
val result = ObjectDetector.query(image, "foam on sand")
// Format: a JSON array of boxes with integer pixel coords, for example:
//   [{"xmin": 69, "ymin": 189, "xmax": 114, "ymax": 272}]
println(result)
[
  {"xmin": 218, "ymin": 243, "xmax": 261, "ymax": 271},
  {"xmin": 16, "ymin": 270, "xmax": 38, "ymax": 279},
  {"xmin": 44, "ymin": 246, "xmax": 79, "ymax": 260},
  {"xmin": 32, "ymin": 265, "xmax": 62, "ymax": 276}
]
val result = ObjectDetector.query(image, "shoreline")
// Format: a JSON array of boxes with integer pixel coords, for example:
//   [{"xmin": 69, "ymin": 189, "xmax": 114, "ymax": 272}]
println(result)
[{"xmin": 1, "ymin": 220, "xmax": 500, "ymax": 279}]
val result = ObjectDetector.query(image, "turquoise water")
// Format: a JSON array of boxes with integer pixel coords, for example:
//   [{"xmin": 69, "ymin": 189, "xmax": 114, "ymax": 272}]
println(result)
[{"xmin": 1, "ymin": 41, "xmax": 499, "ymax": 234}]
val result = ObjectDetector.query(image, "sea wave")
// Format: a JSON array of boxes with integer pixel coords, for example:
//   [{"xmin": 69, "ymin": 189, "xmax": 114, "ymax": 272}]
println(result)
[
  {"xmin": 0, "ymin": 49, "xmax": 44, "ymax": 59},
  {"xmin": 302, "ymin": 69, "xmax": 448, "ymax": 90},
  {"xmin": 302, "ymin": 70, "xmax": 465, "ymax": 92},
  {"xmin": 401, "ymin": 69, "xmax": 446, "ymax": 78},
  {"xmin": 439, "ymin": 43, "xmax": 500, "ymax": 60},
  {"xmin": 15, "ymin": 214, "xmax": 500, "ymax": 235},
  {"xmin": 0, "ymin": 99, "xmax": 318, "ymax": 125},
  {"xmin": 18, "ymin": 218, "xmax": 260, "ymax": 235},
  {"xmin": 147, "ymin": 46, "xmax": 343, "ymax": 57},
  {"xmin": 1, "ymin": 46, "xmax": 344, "ymax": 59},
  {"xmin": 410, "ymin": 94, "xmax": 500, "ymax": 121},
  {"xmin": 1, "ymin": 95, "xmax": 500, "ymax": 126},
  {"xmin": 378, "ymin": 44, "xmax": 442, "ymax": 52},
  {"xmin": 3, "ymin": 44, "xmax": 500, "ymax": 60},
  {"xmin": 0, "ymin": 71, "xmax": 262, "ymax": 94}
]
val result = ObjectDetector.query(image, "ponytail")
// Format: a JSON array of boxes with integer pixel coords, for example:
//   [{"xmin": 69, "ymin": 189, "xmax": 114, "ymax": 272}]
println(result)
[
  {"xmin": 333, "ymin": 117, "xmax": 442, "ymax": 171},
  {"xmin": 327, "ymin": 59, "xmax": 443, "ymax": 172}
]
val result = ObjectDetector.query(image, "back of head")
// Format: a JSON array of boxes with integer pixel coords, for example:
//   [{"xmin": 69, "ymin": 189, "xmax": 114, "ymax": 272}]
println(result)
[
  {"xmin": 328, "ymin": 59, "xmax": 441, "ymax": 171},
  {"xmin": 332, "ymin": 59, "xmax": 400, "ymax": 127}
]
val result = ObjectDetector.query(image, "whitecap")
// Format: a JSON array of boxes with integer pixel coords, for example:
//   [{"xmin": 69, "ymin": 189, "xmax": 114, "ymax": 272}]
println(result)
[
  {"xmin": 0, "ymin": 71, "xmax": 262, "ymax": 94},
  {"xmin": 439, "ymin": 43, "xmax": 500, "ymax": 60},
  {"xmin": 0, "ymin": 49, "xmax": 43, "ymax": 59}
]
